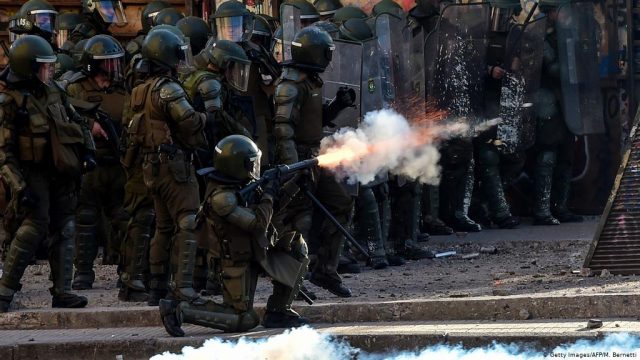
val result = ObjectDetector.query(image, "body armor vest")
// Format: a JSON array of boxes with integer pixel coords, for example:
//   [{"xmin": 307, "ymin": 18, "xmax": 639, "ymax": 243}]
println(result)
[{"xmin": 128, "ymin": 77, "xmax": 173, "ymax": 152}]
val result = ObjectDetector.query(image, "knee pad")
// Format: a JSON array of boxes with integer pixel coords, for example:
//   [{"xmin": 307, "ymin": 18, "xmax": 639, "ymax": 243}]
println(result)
[
  {"xmin": 177, "ymin": 214, "xmax": 197, "ymax": 231},
  {"xmin": 290, "ymin": 234, "xmax": 309, "ymax": 260},
  {"xmin": 60, "ymin": 219, "xmax": 76, "ymax": 239},
  {"xmin": 133, "ymin": 208, "xmax": 156, "ymax": 227}
]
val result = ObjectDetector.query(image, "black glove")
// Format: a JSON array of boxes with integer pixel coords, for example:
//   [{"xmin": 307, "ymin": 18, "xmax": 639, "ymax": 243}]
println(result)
[
  {"xmin": 20, "ymin": 188, "xmax": 38, "ymax": 209},
  {"xmin": 261, "ymin": 176, "xmax": 281, "ymax": 198},
  {"xmin": 83, "ymin": 153, "xmax": 98, "ymax": 173},
  {"xmin": 336, "ymin": 86, "xmax": 356, "ymax": 109}
]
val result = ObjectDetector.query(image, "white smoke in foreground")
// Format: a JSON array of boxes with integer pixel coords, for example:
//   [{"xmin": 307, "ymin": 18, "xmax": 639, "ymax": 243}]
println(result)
[
  {"xmin": 151, "ymin": 327, "xmax": 640, "ymax": 360},
  {"xmin": 318, "ymin": 109, "xmax": 468, "ymax": 186}
]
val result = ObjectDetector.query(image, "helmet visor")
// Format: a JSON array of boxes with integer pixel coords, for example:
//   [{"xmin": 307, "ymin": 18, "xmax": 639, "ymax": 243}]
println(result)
[
  {"xmin": 247, "ymin": 150, "xmax": 262, "ymax": 180},
  {"xmin": 225, "ymin": 60, "xmax": 251, "ymax": 92},
  {"xmin": 271, "ymin": 39, "xmax": 284, "ymax": 63},
  {"xmin": 96, "ymin": 56, "xmax": 124, "ymax": 82},
  {"xmin": 29, "ymin": 11, "xmax": 57, "ymax": 34},
  {"xmin": 216, "ymin": 16, "xmax": 248, "ymax": 42},
  {"xmin": 37, "ymin": 61, "xmax": 56, "ymax": 85},
  {"xmin": 56, "ymin": 29, "xmax": 70, "ymax": 49},
  {"xmin": 95, "ymin": 1, "xmax": 127, "ymax": 25},
  {"xmin": 9, "ymin": 32, "xmax": 26, "ymax": 44},
  {"xmin": 176, "ymin": 40, "xmax": 196, "ymax": 74}
]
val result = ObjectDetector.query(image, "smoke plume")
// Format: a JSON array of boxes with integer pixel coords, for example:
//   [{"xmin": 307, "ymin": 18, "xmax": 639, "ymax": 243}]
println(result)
[{"xmin": 316, "ymin": 109, "xmax": 468, "ymax": 186}]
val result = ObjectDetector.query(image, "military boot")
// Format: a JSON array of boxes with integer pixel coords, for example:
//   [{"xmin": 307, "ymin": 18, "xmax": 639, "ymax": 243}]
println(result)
[
  {"xmin": 263, "ymin": 282, "xmax": 309, "ymax": 328},
  {"xmin": 71, "ymin": 228, "xmax": 97, "ymax": 290},
  {"xmin": 118, "ymin": 225, "xmax": 150, "ymax": 302},
  {"xmin": 441, "ymin": 161, "xmax": 482, "ymax": 232},
  {"xmin": 311, "ymin": 219, "xmax": 352, "ymax": 298},
  {"xmin": 479, "ymin": 162, "xmax": 519, "ymax": 229},
  {"xmin": 161, "ymin": 298, "xmax": 260, "ymax": 336},
  {"xmin": 421, "ymin": 185, "xmax": 454, "ymax": 235},
  {"xmin": 356, "ymin": 187, "xmax": 388, "ymax": 270},
  {"xmin": 50, "ymin": 226, "xmax": 88, "ymax": 309},
  {"xmin": 0, "ymin": 237, "xmax": 36, "ymax": 312},
  {"xmin": 533, "ymin": 151, "xmax": 560, "ymax": 225},
  {"xmin": 147, "ymin": 274, "xmax": 168, "ymax": 306},
  {"xmin": 169, "ymin": 234, "xmax": 201, "ymax": 302},
  {"xmin": 552, "ymin": 164, "xmax": 583, "ymax": 223}
]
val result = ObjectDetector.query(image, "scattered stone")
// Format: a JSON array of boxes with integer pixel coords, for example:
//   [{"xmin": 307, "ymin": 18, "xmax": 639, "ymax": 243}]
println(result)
[
  {"xmin": 435, "ymin": 251, "xmax": 457, "ymax": 258},
  {"xmin": 402, "ymin": 272, "xmax": 411, "ymax": 276},
  {"xmin": 615, "ymin": 323, "xmax": 620, "ymax": 328},
  {"xmin": 455, "ymin": 232, "xmax": 468, "ymax": 238},
  {"xmin": 530, "ymin": 259, "xmax": 538, "ymax": 266},
  {"xmin": 519, "ymin": 309, "xmax": 531, "ymax": 320},
  {"xmin": 587, "ymin": 319, "xmax": 603, "ymax": 329},
  {"xmin": 533, "ymin": 274, "xmax": 545, "ymax": 278},
  {"xmin": 492, "ymin": 288, "xmax": 513, "ymax": 296},
  {"xmin": 600, "ymin": 269, "xmax": 613, "ymax": 279},
  {"xmin": 480, "ymin": 246, "xmax": 497, "ymax": 254},
  {"xmin": 462, "ymin": 253, "xmax": 480, "ymax": 260},
  {"xmin": 559, "ymin": 270, "xmax": 568, "ymax": 276},
  {"xmin": 580, "ymin": 268, "xmax": 592, "ymax": 277},
  {"xmin": 449, "ymin": 293, "xmax": 470, "ymax": 298},
  {"xmin": 520, "ymin": 265, "xmax": 531, "ymax": 269}
]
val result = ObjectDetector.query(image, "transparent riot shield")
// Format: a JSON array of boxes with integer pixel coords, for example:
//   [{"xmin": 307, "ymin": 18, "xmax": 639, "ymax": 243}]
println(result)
[
  {"xmin": 361, "ymin": 38, "xmax": 384, "ymax": 116},
  {"xmin": 281, "ymin": 4, "xmax": 301, "ymax": 62},
  {"xmin": 556, "ymin": 2, "xmax": 604, "ymax": 135},
  {"xmin": 398, "ymin": 21, "xmax": 426, "ymax": 120},
  {"xmin": 321, "ymin": 39, "xmax": 363, "ymax": 129},
  {"xmin": 429, "ymin": 4, "xmax": 491, "ymax": 122},
  {"xmin": 496, "ymin": 17, "xmax": 546, "ymax": 154},
  {"xmin": 374, "ymin": 13, "xmax": 405, "ymax": 109}
]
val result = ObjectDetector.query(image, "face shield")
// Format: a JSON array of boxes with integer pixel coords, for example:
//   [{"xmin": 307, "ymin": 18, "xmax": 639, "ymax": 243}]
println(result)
[
  {"xmin": 247, "ymin": 150, "xmax": 262, "ymax": 180},
  {"xmin": 490, "ymin": 7, "xmax": 514, "ymax": 32},
  {"xmin": 176, "ymin": 40, "xmax": 196, "ymax": 75},
  {"xmin": 36, "ymin": 57, "xmax": 57, "ymax": 85},
  {"xmin": 216, "ymin": 15, "xmax": 250, "ymax": 42},
  {"xmin": 29, "ymin": 10, "xmax": 57, "ymax": 34},
  {"xmin": 9, "ymin": 32, "xmax": 26, "ymax": 44},
  {"xmin": 250, "ymin": 29, "xmax": 272, "ymax": 49},
  {"xmin": 95, "ymin": 55, "xmax": 124, "ymax": 82},
  {"xmin": 95, "ymin": 1, "xmax": 127, "ymax": 25},
  {"xmin": 225, "ymin": 58, "xmax": 251, "ymax": 92},
  {"xmin": 56, "ymin": 29, "xmax": 70, "ymax": 49}
]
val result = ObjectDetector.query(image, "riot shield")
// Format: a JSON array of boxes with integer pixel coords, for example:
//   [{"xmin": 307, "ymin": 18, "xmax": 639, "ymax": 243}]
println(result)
[
  {"xmin": 397, "ymin": 21, "xmax": 426, "ymax": 120},
  {"xmin": 556, "ymin": 2, "xmax": 604, "ymax": 135},
  {"xmin": 374, "ymin": 13, "xmax": 405, "ymax": 108},
  {"xmin": 428, "ymin": 4, "xmax": 491, "ymax": 121},
  {"xmin": 496, "ymin": 17, "xmax": 546, "ymax": 154},
  {"xmin": 281, "ymin": 4, "xmax": 301, "ymax": 62}
]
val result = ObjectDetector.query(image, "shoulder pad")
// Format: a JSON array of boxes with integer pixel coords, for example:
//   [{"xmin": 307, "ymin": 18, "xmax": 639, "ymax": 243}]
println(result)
[
  {"xmin": 275, "ymin": 82, "xmax": 299, "ymax": 104},
  {"xmin": 156, "ymin": 80, "xmax": 186, "ymax": 101},
  {"xmin": 281, "ymin": 67, "xmax": 305, "ymax": 82},
  {"xmin": 73, "ymin": 22, "xmax": 97, "ymax": 38},
  {"xmin": 211, "ymin": 189, "xmax": 239, "ymax": 217},
  {"xmin": 0, "ymin": 93, "xmax": 14, "ymax": 106},
  {"xmin": 196, "ymin": 78, "xmax": 222, "ymax": 96},
  {"xmin": 61, "ymin": 71, "xmax": 86, "ymax": 85},
  {"xmin": 126, "ymin": 39, "xmax": 141, "ymax": 57}
]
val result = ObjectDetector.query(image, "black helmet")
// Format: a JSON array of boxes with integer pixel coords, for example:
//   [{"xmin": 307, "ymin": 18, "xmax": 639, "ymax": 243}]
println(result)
[
  {"xmin": 211, "ymin": 0, "xmax": 253, "ymax": 43},
  {"xmin": 142, "ymin": 28, "xmax": 194, "ymax": 73},
  {"xmin": 313, "ymin": 0, "xmax": 343, "ymax": 18},
  {"xmin": 312, "ymin": 20, "xmax": 339, "ymax": 38},
  {"xmin": 55, "ymin": 53, "xmax": 76, "ymax": 78},
  {"xmin": 71, "ymin": 38, "xmax": 89, "ymax": 65},
  {"xmin": 82, "ymin": 0, "xmax": 127, "ymax": 26},
  {"xmin": 290, "ymin": 26, "xmax": 335, "ymax": 73},
  {"xmin": 248, "ymin": 14, "xmax": 275, "ymax": 50},
  {"xmin": 81, "ymin": 34, "xmax": 124, "ymax": 82},
  {"xmin": 8, "ymin": 35, "xmax": 57, "ymax": 83},
  {"xmin": 412, "ymin": 0, "xmax": 440, "ymax": 17},
  {"xmin": 55, "ymin": 12, "xmax": 83, "ymax": 49},
  {"xmin": 152, "ymin": 7, "xmax": 184, "ymax": 27},
  {"xmin": 333, "ymin": 6, "xmax": 367, "ymax": 25},
  {"xmin": 372, "ymin": 0, "xmax": 404, "ymax": 17},
  {"xmin": 283, "ymin": 0, "xmax": 320, "ymax": 27},
  {"xmin": 205, "ymin": 40, "xmax": 251, "ymax": 92},
  {"xmin": 214, "ymin": 135, "xmax": 262, "ymax": 181},
  {"xmin": 176, "ymin": 17, "xmax": 210, "ymax": 56},
  {"xmin": 9, "ymin": 0, "xmax": 58, "ymax": 44},
  {"xmin": 339, "ymin": 18, "xmax": 374, "ymax": 41},
  {"xmin": 141, "ymin": 1, "xmax": 171, "ymax": 33}
]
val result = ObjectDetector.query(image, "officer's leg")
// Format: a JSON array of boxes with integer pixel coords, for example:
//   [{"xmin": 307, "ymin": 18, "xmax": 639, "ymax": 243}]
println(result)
[
  {"xmin": 308, "ymin": 168, "xmax": 353, "ymax": 298},
  {"xmin": 263, "ymin": 234, "xmax": 309, "ymax": 328},
  {"xmin": 0, "ymin": 170, "xmax": 49, "ymax": 312},
  {"xmin": 389, "ymin": 180, "xmax": 433, "ymax": 260},
  {"xmin": 477, "ymin": 144, "xmax": 519, "ymax": 229},
  {"xmin": 552, "ymin": 133, "xmax": 582, "ymax": 223},
  {"xmin": 148, "ymin": 194, "xmax": 172, "ymax": 305},
  {"xmin": 421, "ymin": 184, "xmax": 453, "ymax": 235},
  {"xmin": 533, "ymin": 149, "xmax": 560, "ymax": 225},
  {"xmin": 355, "ymin": 186, "xmax": 388, "ymax": 269},
  {"xmin": 72, "ymin": 172, "xmax": 100, "ymax": 290},
  {"xmin": 103, "ymin": 165, "xmax": 128, "ymax": 267},
  {"xmin": 373, "ymin": 182, "xmax": 404, "ymax": 266},
  {"xmin": 49, "ymin": 177, "xmax": 87, "ymax": 308}
]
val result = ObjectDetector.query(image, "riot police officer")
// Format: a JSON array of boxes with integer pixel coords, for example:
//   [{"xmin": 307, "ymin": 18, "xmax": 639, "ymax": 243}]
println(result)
[
  {"xmin": 333, "ymin": 5, "xmax": 368, "ymax": 25},
  {"xmin": 128, "ymin": 29, "xmax": 207, "ymax": 305},
  {"xmin": 314, "ymin": 0, "xmax": 343, "ymax": 21},
  {"xmin": 176, "ymin": 16, "xmax": 211, "ymax": 58},
  {"xmin": 273, "ymin": 27, "xmax": 354, "ymax": 297},
  {"xmin": 152, "ymin": 7, "xmax": 184, "ymax": 27},
  {"xmin": 8, "ymin": 0, "xmax": 58, "ymax": 47},
  {"xmin": 0, "ymin": 35, "xmax": 96, "ymax": 312},
  {"xmin": 124, "ymin": 1, "xmax": 172, "ymax": 63},
  {"xmin": 371, "ymin": 0, "xmax": 404, "ymax": 17},
  {"xmin": 62, "ymin": 0, "xmax": 127, "ymax": 51},
  {"xmin": 159, "ymin": 135, "xmax": 309, "ymax": 337},
  {"xmin": 56, "ymin": 12, "xmax": 83, "ymax": 51},
  {"xmin": 65, "ymin": 35, "xmax": 130, "ymax": 294}
]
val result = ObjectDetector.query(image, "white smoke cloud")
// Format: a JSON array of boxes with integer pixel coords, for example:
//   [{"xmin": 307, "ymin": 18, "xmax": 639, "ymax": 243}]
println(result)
[
  {"xmin": 318, "ymin": 109, "xmax": 468, "ymax": 186},
  {"xmin": 152, "ymin": 328, "xmax": 640, "ymax": 360}
]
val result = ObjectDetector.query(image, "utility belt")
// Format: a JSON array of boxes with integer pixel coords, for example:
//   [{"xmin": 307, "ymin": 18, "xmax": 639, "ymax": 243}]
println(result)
[{"xmin": 143, "ymin": 144, "xmax": 194, "ymax": 164}]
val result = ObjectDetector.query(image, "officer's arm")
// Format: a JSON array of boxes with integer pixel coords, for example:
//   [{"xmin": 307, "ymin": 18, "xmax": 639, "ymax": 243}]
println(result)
[
  {"xmin": 0, "ymin": 94, "xmax": 25, "ymax": 193},
  {"xmin": 197, "ymin": 78, "xmax": 223, "ymax": 112},
  {"xmin": 155, "ymin": 81, "xmax": 207, "ymax": 149},
  {"xmin": 273, "ymin": 82, "xmax": 300, "ymax": 165},
  {"xmin": 61, "ymin": 91, "xmax": 97, "ymax": 152},
  {"xmin": 210, "ymin": 190, "xmax": 274, "ymax": 234}
]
